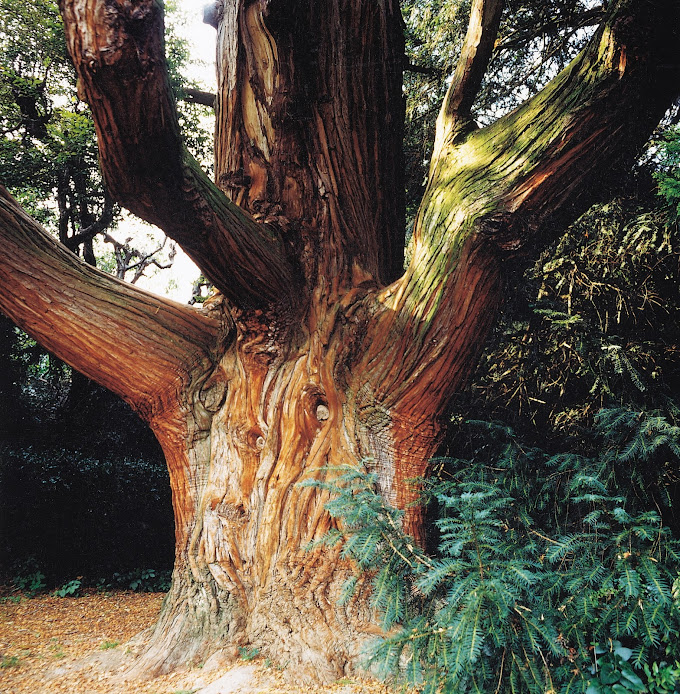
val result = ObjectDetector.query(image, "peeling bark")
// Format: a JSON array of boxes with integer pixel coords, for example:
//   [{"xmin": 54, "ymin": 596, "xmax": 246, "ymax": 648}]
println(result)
[
  {"xmin": 213, "ymin": 0, "xmax": 406, "ymax": 286},
  {"xmin": 59, "ymin": 0, "xmax": 297, "ymax": 309},
  {"xmin": 122, "ymin": 287, "xmax": 386, "ymax": 680}
]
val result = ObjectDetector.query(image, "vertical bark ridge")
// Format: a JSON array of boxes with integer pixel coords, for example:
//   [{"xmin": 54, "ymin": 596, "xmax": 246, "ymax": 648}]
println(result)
[
  {"xmin": 135, "ymin": 291, "xmax": 380, "ymax": 680},
  {"xmin": 214, "ymin": 0, "xmax": 405, "ymax": 287},
  {"xmin": 350, "ymin": 237, "xmax": 503, "ymax": 544}
]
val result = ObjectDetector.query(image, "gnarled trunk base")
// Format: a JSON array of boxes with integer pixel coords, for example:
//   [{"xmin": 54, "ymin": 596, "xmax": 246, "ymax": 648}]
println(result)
[
  {"xmin": 125, "ymin": 567, "xmax": 242, "ymax": 678},
  {"xmin": 127, "ymin": 551, "xmax": 378, "ymax": 683},
  {"xmin": 129, "ymin": 310, "xmax": 432, "ymax": 683}
]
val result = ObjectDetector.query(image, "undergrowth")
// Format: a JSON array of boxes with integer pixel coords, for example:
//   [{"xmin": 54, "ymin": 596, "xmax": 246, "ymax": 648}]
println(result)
[
  {"xmin": 303, "ymin": 407, "xmax": 680, "ymax": 693},
  {"xmin": 7, "ymin": 566, "xmax": 171, "ymax": 597}
]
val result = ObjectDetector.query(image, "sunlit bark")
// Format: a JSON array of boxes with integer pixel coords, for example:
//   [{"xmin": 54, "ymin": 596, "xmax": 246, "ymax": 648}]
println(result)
[
  {"xmin": 439, "ymin": 0, "xmax": 505, "ymax": 135},
  {"xmin": 355, "ymin": 0, "xmax": 680, "ymax": 540}
]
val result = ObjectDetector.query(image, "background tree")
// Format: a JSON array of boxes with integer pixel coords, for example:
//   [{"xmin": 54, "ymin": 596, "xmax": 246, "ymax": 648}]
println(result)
[
  {"xmin": 0, "ymin": 0, "xmax": 678, "ymax": 683},
  {"xmin": 0, "ymin": 0, "xmax": 208, "ymax": 273}
]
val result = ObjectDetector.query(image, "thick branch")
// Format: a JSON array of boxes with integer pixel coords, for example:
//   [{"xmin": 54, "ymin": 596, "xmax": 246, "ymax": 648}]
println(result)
[
  {"xmin": 487, "ymin": 0, "xmax": 680, "ymax": 240},
  {"xmin": 59, "ymin": 0, "xmax": 297, "ymax": 310},
  {"xmin": 437, "ymin": 0, "xmax": 504, "ymax": 140},
  {"xmin": 0, "ymin": 186, "xmax": 221, "ymax": 419},
  {"xmin": 363, "ymin": 0, "xmax": 680, "ymax": 419}
]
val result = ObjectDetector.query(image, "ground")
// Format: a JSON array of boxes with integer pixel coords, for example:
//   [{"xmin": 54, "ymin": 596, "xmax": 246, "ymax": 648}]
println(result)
[{"xmin": 0, "ymin": 591, "xmax": 393, "ymax": 694}]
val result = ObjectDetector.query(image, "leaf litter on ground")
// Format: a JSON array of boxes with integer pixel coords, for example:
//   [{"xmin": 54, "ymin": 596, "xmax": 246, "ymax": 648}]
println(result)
[{"xmin": 0, "ymin": 589, "xmax": 393, "ymax": 693}]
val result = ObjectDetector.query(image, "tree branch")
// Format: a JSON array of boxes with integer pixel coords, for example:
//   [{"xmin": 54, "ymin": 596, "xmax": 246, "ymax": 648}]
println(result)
[
  {"xmin": 58, "ymin": 0, "xmax": 298, "ymax": 310},
  {"xmin": 0, "ymin": 185, "xmax": 221, "ymax": 420},
  {"xmin": 437, "ymin": 0, "xmax": 505, "ymax": 141},
  {"xmin": 404, "ymin": 62, "xmax": 444, "ymax": 78},
  {"xmin": 62, "ymin": 194, "xmax": 116, "ymax": 252},
  {"xmin": 496, "ymin": 7, "xmax": 605, "ymax": 53},
  {"xmin": 426, "ymin": 0, "xmax": 680, "ymax": 276},
  {"xmin": 103, "ymin": 232, "xmax": 176, "ymax": 284},
  {"xmin": 182, "ymin": 87, "xmax": 216, "ymax": 109},
  {"xmin": 363, "ymin": 0, "xmax": 680, "ymax": 419}
]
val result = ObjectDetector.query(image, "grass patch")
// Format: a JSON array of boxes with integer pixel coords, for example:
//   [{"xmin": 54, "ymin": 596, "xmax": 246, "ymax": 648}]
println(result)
[
  {"xmin": 1, "ymin": 655, "xmax": 20, "ymax": 668},
  {"xmin": 238, "ymin": 646, "xmax": 259, "ymax": 661},
  {"xmin": 100, "ymin": 640, "xmax": 119, "ymax": 650}
]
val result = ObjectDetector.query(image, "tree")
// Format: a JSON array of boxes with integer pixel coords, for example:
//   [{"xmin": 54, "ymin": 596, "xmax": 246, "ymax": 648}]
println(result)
[{"xmin": 0, "ymin": 0, "xmax": 678, "ymax": 682}]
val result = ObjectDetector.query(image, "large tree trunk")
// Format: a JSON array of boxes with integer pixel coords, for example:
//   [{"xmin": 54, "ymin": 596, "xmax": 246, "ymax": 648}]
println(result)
[
  {"xmin": 1, "ymin": 0, "xmax": 678, "ymax": 682},
  {"xmin": 135, "ymin": 300, "xmax": 392, "ymax": 680}
]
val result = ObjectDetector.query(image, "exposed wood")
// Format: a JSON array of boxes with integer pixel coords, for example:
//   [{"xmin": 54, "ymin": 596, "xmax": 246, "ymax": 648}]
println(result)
[{"xmin": 214, "ymin": 0, "xmax": 406, "ymax": 286}]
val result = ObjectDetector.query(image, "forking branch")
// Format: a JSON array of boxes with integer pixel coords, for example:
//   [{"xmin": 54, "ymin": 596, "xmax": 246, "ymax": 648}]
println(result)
[{"xmin": 59, "ymin": 0, "xmax": 298, "ymax": 311}]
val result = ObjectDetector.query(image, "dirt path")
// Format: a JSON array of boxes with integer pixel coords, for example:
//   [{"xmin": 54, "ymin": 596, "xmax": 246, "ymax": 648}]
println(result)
[{"xmin": 0, "ymin": 591, "xmax": 391, "ymax": 694}]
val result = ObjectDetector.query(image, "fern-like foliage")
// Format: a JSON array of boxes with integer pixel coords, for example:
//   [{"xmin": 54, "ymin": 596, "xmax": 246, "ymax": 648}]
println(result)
[
  {"xmin": 305, "ymin": 408, "xmax": 680, "ymax": 693},
  {"xmin": 300, "ymin": 466, "xmax": 430, "ymax": 630}
]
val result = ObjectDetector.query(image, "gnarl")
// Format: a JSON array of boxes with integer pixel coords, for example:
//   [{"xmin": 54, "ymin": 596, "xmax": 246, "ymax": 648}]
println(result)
[{"xmin": 138, "ymin": 297, "xmax": 430, "ymax": 681}]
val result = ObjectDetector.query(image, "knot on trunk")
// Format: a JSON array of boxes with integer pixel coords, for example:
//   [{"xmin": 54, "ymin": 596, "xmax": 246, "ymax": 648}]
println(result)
[
  {"xmin": 302, "ymin": 385, "xmax": 331, "ymax": 431},
  {"xmin": 199, "ymin": 374, "xmax": 228, "ymax": 412},
  {"xmin": 479, "ymin": 212, "xmax": 531, "ymax": 252}
]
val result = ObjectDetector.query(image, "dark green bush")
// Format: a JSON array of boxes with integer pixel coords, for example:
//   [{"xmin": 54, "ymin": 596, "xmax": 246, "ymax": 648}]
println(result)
[
  {"xmin": 0, "ymin": 445, "xmax": 174, "ymax": 586},
  {"xmin": 104, "ymin": 568, "xmax": 172, "ymax": 593},
  {"xmin": 306, "ymin": 408, "xmax": 680, "ymax": 693},
  {"xmin": 453, "ymin": 186, "xmax": 680, "ymax": 446}
]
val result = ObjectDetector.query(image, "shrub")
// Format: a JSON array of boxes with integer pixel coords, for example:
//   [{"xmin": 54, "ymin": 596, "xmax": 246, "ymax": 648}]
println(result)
[
  {"xmin": 53, "ymin": 578, "xmax": 82, "ymax": 597},
  {"xmin": 0, "ymin": 446, "xmax": 174, "ymax": 584},
  {"xmin": 11, "ymin": 557, "xmax": 46, "ymax": 595},
  {"xmin": 107, "ymin": 568, "xmax": 172, "ymax": 593},
  {"xmin": 305, "ymin": 408, "xmax": 680, "ymax": 693}
]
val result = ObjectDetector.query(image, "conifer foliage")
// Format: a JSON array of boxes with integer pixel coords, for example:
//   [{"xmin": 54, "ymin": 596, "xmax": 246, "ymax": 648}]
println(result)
[{"xmin": 306, "ymin": 409, "xmax": 680, "ymax": 693}]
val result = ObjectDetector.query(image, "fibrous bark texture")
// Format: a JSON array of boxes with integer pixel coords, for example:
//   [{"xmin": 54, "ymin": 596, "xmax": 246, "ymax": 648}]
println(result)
[{"xmin": 0, "ymin": 0, "xmax": 678, "ymax": 681}]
